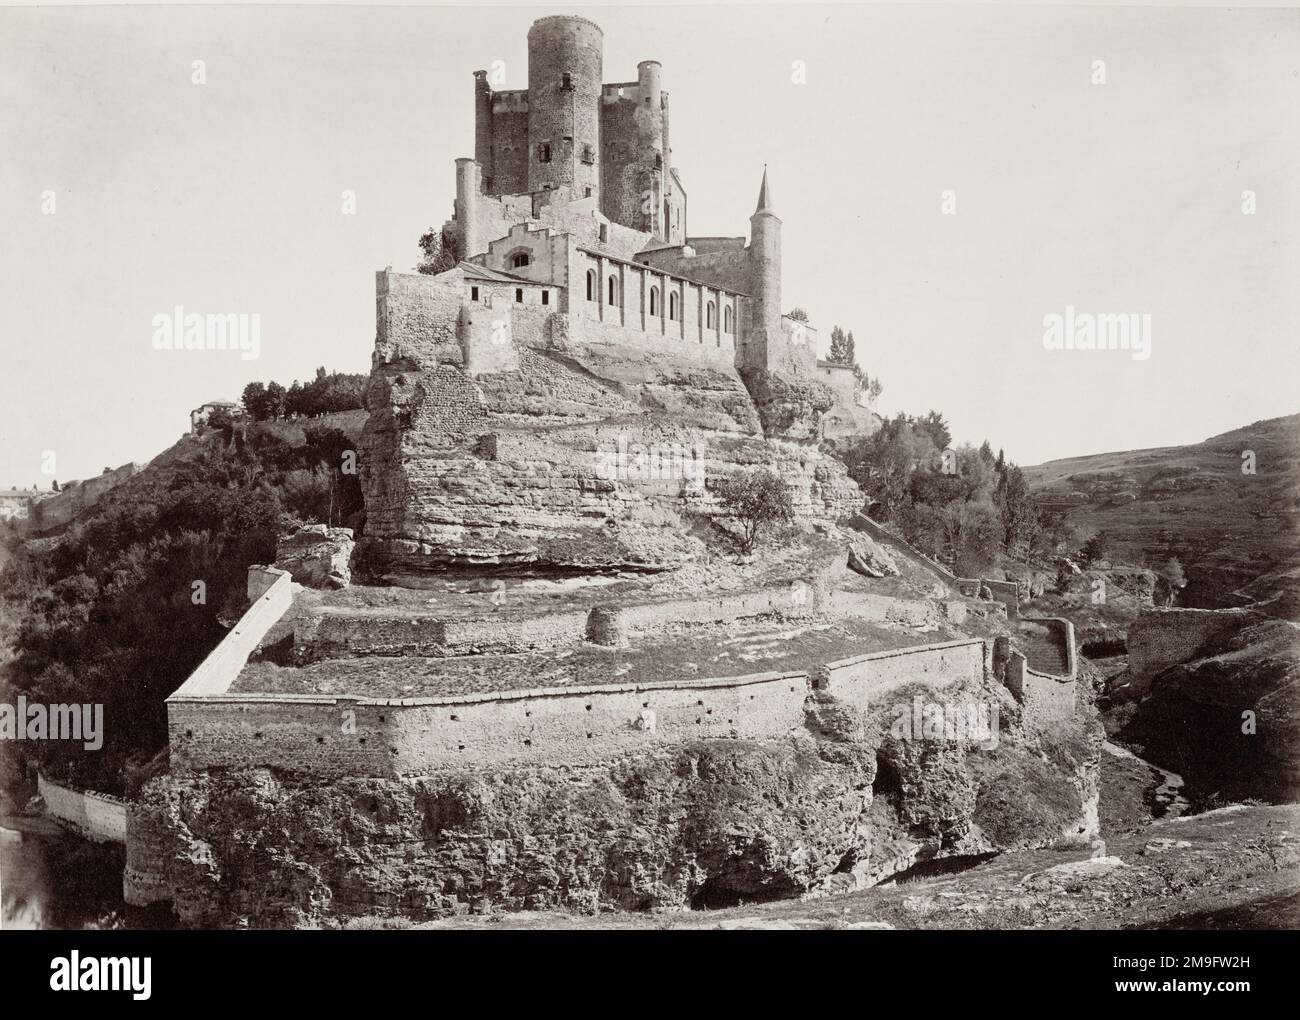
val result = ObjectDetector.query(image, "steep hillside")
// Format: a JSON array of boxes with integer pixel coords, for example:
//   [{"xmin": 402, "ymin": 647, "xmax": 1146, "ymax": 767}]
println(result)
[
  {"xmin": 1023, "ymin": 415, "xmax": 1300, "ymax": 606},
  {"xmin": 0, "ymin": 411, "xmax": 368, "ymax": 794}
]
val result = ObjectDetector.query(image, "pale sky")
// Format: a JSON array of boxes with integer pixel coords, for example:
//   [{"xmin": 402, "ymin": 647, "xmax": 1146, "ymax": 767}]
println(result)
[{"xmin": 1, "ymin": 2, "xmax": 1297, "ymax": 487}]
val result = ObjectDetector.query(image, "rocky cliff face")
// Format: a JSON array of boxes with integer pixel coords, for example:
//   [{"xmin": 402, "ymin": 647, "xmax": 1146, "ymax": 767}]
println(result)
[
  {"xmin": 358, "ymin": 331, "xmax": 861, "ymax": 576},
  {"xmin": 132, "ymin": 675, "xmax": 1101, "ymax": 928},
  {"xmin": 1113, "ymin": 610, "xmax": 1300, "ymax": 803}
]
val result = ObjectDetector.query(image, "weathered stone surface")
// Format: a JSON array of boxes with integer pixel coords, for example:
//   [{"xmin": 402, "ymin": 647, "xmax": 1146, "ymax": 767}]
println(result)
[
  {"xmin": 275, "ymin": 525, "xmax": 355, "ymax": 589},
  {"xmin": 846, "ymin": 531, "xmax": 900, "ymax": 579},
  {"xmin": 359, "ymin": 338, "xmax": 863, "ymax": 576},
  {"xmin": 1021, "ymin": 855, "xmax": 1127, "ymax": 892}
]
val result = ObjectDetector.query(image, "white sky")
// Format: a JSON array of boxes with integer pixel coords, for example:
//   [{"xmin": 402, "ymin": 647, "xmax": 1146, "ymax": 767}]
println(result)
[{"xmin": 1, "ymin": 2, "xmax": 1297, "ymax": 487}]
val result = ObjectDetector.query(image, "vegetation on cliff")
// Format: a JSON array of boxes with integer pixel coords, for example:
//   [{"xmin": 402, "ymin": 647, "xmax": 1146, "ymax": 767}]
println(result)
[
  {"xmin": 0, "ymin": 412, "xmax": 366, "ymax": 794},
  {"xmin": 844, "ymin": 414, "xmax": 1042, "ymax": 578}
]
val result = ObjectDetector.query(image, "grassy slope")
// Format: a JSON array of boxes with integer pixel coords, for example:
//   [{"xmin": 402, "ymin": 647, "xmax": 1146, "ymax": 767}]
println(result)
[{"xmin": 1022, "ymin": 414, "xmax": 1300, "ymax": 605}]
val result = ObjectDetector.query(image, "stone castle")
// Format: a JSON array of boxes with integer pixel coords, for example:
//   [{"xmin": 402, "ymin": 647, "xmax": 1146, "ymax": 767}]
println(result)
[
  {"xmin": 451, "ymin": 15, "xmax": 800, "ymax": 378},
  {"xmin": 359, "ymin": 14, "xmax": 873, "ymax": 576}
]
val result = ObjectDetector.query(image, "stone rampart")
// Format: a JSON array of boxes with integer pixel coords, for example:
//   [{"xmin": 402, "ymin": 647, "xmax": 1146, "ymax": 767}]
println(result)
[
  {"xmin": 170, "ymin": 635, "xmax": 992, "ymax": 778},
  {"xmin": 167, "ymin": 566, "xmax": 995, "ymax": 778},
  {"xmin": 813, "ymin": 639, "xmax": 986, "ymax": 709},
  {"xmin": 37, "ymin": 774, "xmax": 127, "ymax": 844},
  {"xmin": 1003, "ymin": 617, "xmax": 1077, "ymax": 725}
]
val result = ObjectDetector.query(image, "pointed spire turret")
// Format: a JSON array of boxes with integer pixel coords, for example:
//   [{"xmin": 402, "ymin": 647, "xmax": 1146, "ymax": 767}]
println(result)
[{"xmin": 754, "ymin": 165, "xmax": 773, "ymax": 215}]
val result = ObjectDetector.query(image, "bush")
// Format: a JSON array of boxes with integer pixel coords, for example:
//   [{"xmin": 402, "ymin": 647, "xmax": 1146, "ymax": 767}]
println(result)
[{"xmin": 711, "ymin": 469, "xmax": 794, "ymax": 553}]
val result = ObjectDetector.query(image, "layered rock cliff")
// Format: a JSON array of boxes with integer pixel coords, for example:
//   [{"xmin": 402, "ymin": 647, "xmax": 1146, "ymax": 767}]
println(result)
[{"xmin": 358, "ymin": 291, "xmax": 860, "ymax": 576}]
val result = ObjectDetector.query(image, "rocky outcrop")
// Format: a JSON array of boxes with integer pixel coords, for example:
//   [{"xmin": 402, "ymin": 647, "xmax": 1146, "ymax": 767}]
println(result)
[
  {"xmin": 846, "ymin": 531, "xmax": 900, "ymax": 579},
  {"xmin": 359, "ymin": 337, "xmax": 862, "ymax": 577},
  {"xmin": 739, "ymin": 369, "xmax": 838, "ymax": 443},
  {"xmin": 1115, "ymin": 614, "xmax": 1300, "ymax": 803},
  {"xmin": 275, "ymin": 525, "xmax": 355, "ymax": 589}
]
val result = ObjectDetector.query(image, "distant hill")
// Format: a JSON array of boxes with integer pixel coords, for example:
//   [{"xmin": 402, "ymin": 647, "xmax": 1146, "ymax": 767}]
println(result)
[{"xmin": 1023, "ymin": 415, "xmax": 1300, "ymax": 607}]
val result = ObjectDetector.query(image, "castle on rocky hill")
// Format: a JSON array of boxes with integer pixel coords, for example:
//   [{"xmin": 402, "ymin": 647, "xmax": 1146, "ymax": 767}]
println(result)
[{"xmin": 359, "ymin": 15, "xmax": 874, "ymax": 576}]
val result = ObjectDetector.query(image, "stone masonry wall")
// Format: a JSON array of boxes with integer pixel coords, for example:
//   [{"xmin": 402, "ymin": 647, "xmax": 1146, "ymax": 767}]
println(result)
[
  {"xmin": 171, "ymin": 637, "xmax": 990, "ymax": 779},
  {"xmin": 28, "ymin": 462, "xmax": 140, "ymax": 534},
  {"xmin": 37, "ymin": 773, "xmax": 128, "ymax": 844},
  {"xmin": 172, "ymin": 568, "xmax": 294, "ymax": 698},
  {"xmin": 1127, "ymin": 607, "xmax": 1259, "ymax": 684}
]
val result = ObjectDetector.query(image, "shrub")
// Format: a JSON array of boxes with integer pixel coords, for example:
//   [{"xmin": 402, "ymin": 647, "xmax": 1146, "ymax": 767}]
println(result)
[{"xmin": 711, "ymin": 468, "xmax": 794, "ymax": 553}]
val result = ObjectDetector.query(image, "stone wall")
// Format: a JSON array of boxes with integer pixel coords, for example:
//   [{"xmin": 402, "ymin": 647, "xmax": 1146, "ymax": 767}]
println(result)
[
  {"xmin": 27, "ymin": 462, "xmax": 140, "ymax": 534},
  {"xmin": 1005, "ymin": 652, "xmax": 1077, "ymax": 725},
  {"xmin": 570, "ymin": 245, "xmax": 741, "ymax": 361},
  {"xmin": 1003, "ymin": 617, "xmax": 1077, "ymax": 726},
  {"xmin": 171, "ymin": 567, "xmax": 294, "ymax": 698},
  {"xmin": 166, "ymin": 567, "xmax": 994, "ymax": 779},
  {"xmin": 1127, "ymin": 607, "xmax": 1259, "ymax": 684},
  {"xmin": 37, "ymin": 774, "xmax": 127, "ymax": 844},
  {"xmin": 375, "ymin": 270, "xmax": 462, "ymax": 369},
  {"xmin": 170, "ymin": 636, "xmax": 992, "ymax": 779},
  {"xmin": 814, "ymin": 639, "xmax": 986, "ymax": 708}
]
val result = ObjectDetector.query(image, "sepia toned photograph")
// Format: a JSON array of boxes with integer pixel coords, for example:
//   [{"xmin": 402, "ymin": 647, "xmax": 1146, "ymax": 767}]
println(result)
[{"xmin": 0, "ymin": 0, "xmax": 1296, "ymax": 991}]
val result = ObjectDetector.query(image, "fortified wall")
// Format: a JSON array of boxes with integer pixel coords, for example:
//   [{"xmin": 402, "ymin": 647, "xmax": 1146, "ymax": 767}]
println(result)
[
  {"xmin": 26, "ymin": 462, "xmax": 141, "ymax": 534},
  {"xmin": 37, "ymin": 773, "xmax": 128, "ymax": 844},
  {"xmin": 1002, "ymin": 618, "xmax": 1078, "ymax": 725},
  {"xmin": 164, "ymin": 567, "xmax": 997, "ymax": 780},
  {"xmin": 169, "ymin": 643, "xmax": 988, "ymax": 779}
]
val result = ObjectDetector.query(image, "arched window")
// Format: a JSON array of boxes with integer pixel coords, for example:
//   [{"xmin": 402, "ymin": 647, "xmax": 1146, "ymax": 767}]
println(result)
[
  {"xmin": 510, "ymin": 251, "xmax": 530, "ymax": 269},
  {"xmin": 669, "ymin": 292, "xmax": 678, "ymax": 321},
  {"xmin": 724, "ymin": 306, "xmax": 733, "ymax": 333},
  {"xmin": 608, "ymin": 275, "xmax": 619, "ymax": 306},
  {"xmin": 706, "ymin": 302, "xmax": 716, "ymax": 329},
  {"xmin": 586, "ymin": 269, "xmax": 596, "ymax": 301},
  {"xmin": 649, "ymin": 287, "xmax": 659, "ymax": 316}
]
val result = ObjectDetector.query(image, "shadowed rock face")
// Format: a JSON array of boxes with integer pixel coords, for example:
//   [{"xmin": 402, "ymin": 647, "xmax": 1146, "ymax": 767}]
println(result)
[
  {"xmin": 358, "ymin": 340, "xmax": 861, "ymax": 577},
  {"xmin": 1117, "ymin": 615, "xmax": 1300, "ymax": 803}
]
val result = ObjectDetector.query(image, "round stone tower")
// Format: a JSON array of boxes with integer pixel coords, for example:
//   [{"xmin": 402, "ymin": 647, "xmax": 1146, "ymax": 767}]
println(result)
[
  {"xmin": 635, "ymin": 60, "xmax": 668, "ymax": 236},
  {"xmin": 746, "ymin": 167, "xmax": 783, "ymax": 369},
  {"xmin": 527, "ymin": 15, "xmax": 603, "ymax": 198}
]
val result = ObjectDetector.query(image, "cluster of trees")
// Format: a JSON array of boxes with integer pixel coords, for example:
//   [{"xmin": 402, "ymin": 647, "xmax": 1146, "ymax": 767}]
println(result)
[
  {"xmin": 845, "ymin": 412, "xmax": 1042, "ymax": 577},
  {"xmin": 416, "ymin": 224, "xmax": 464, "ymax": 276},
  {"xmin": 237, "ymin": 368, "xmax": 367, "ymax": 423},
  {"xmin": 0, "ymin": 420, "xmax": 365, "ymax": 793},
  {"xmin": 826, "ymin": 325, "xmax": 883, "ymax": 404}
]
